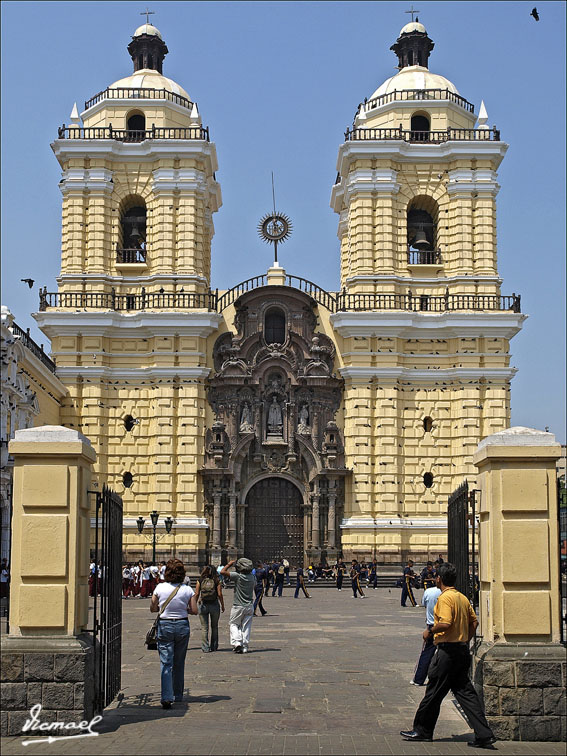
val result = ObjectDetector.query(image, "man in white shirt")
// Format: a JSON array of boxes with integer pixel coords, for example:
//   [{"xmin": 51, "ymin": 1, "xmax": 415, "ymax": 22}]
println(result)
[{"xmin": 410, "ymin": 583, "xmax": 442, "ymax": 686}]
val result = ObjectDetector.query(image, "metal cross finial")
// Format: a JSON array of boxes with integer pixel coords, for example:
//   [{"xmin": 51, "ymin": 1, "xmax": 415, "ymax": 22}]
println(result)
[
  {"xmin": 140, "ymin": 8, "xmax": 155, "ymax": 24},
  {"xmin": 405, "ymin": 5, "xmax": 420, "ymax": 22}
]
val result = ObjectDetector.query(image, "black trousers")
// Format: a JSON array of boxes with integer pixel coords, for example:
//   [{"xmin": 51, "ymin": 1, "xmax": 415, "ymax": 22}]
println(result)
[
  {"xmin": 352, "ymin": 577, "xmax": 364, "ymax": 597},
  {"xmin": 413, "ymin": 645, "xmax": 494, "ymax": 740},
  {"xmin": 337, "ymin": 573, "xmax": 343, "ymax": 590},
  {"xmin": 401, "ymin": 577, "xmax": 416, "ymax": 606}
]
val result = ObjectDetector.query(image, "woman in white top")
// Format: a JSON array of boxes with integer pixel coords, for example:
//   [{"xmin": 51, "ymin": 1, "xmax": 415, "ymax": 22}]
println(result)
[{"xmin": 150, "ymin": 558, "xmax": 197, "ymax": 708}]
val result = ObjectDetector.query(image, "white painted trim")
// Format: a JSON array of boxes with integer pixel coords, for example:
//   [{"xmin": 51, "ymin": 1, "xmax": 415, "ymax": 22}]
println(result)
[
  {"xmin": 52, "ymin": 139, "xmax": 220, "ymax": 175},
  {"xmin": 344, "ymin": 274, "xmax": 503, "ymax": 286},
  {"xmin": 338, "ymin": 366, "xmax": 517, "ymax": 383},
  {"xmin": 19, "ymin": 351, "xmax": 68, "ymax": 399},
  {"xmin": 57, "ymin": 273, "xmax": 210, "ymax": 286},
  {"xmin": 330, "ymin": 311, "xmax": 526, "ymax": 340},
  {"xmin": 340, "ymin": 351, "xmax": 511, "ymax": 360},
  {"xmin": 56, "ymin": 366, "xmax": 210, "ymax": 380},
  {"xmin": 97, "ymin": 517, "xmax": 209, "ymax": 530},
  {"xmin": 334, "ymin": 140, "xmax": 508, "ymax": 182},
  {"xmin": 340, "ymin": 516, "xmax": 447, "ymax": 530},
  {"xmin": 33, "ymin": 310, "xmax": 223, "ymax": 340}
]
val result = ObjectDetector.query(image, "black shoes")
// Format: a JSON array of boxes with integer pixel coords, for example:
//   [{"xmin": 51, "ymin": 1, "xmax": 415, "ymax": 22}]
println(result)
[
  {"xmin": 161, "ymin": 701, "xmax": 172, "ymax": 709},
  {"xmin": 468, "ymin": 737, "xmax": 497, "ymax": 749},
  {"xmin": 400, "ymin": 730, "xmax": 432, "ymax": 742},
  {"xmin": 234, "ymin": 645, "xmax": 243, "ymax": 654}
]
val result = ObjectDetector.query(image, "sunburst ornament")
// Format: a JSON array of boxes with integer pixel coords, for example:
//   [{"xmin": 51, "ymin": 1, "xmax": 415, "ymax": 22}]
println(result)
[{"xmin": 258, "ymin": 212, "xmax": 292, "ymax": 263}]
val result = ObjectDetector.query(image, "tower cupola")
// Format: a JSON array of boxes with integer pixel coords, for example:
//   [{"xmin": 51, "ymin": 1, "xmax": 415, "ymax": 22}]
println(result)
[
  {"xmin": 127, "ymin": 23, "xmax": 168, "ymax": 73},
  {"xmin": 390, "ymin": 19, "xmax": 434, "ymax": 69}
]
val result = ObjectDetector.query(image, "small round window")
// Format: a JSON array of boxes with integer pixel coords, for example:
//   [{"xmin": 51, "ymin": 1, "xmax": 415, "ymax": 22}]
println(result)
[
  {"xmin": 423, "ymin": 417, "xmax": 433, "ymax": 433},
  {"xmin": 423, "ymin": 472, "xmax": 434, "ymax": 488}
]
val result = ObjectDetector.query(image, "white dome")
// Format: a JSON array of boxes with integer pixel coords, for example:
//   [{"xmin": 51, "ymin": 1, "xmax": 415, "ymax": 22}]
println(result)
[
  {"xmin": 109, "ymin": 70, "xmax": 191, "ymax": 102},
  {"xmin": 369, "ymin": 65, "xmax": 459, "ymax": 101},
  {"xmin": 133, "ymin": 23, "xmax": 162, "ymax": 39},
  {"xmin": 399, "ymin": 21, "xmax": 427, "ymax": 35}
]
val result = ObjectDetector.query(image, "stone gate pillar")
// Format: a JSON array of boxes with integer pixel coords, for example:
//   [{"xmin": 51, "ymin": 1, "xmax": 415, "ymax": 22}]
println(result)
[
  {"xmin": 0, "ymin": 426, "xmax": 97, "ymax": 736},
  {"xmin": 472, "ymin": 427, "xmax": 565, "ymax": 742}
]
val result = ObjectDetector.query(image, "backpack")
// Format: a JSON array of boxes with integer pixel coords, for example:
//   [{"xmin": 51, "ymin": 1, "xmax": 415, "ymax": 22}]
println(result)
[
  {"xmin": 278, "ymin": 565, "xmax": 285, "ymax": 575},
  {"xmin": 200, "ymin": 577, "xmax": 217, "ymax": 603}
]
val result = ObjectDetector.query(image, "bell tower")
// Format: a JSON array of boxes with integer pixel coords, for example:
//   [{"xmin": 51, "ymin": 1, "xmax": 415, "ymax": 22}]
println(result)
[
  {"xmin": 330, "ymin": 20, "xmax": 526, "ymax": 562},
  {"xmin": 36, "ymin": 23, "xmax": 223, "ymax": 567},
  {"xmin": 54, "ymin": 22, "xmax": 221, "ymax": 298}
]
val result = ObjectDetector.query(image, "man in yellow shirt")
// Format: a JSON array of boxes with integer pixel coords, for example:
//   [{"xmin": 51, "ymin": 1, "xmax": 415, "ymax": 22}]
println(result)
[{"xmin": 400, "ymin": 563, "xmax": 496, "ymax": 749}]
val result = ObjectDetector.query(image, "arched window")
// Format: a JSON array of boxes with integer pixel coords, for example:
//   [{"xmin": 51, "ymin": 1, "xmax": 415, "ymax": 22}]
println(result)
[
  {"xmin": 423, "ymin": 416, "xmax": 433, "ymax": 433},
  {"xmin": 407, "ymin": 196, "xmax": 440, "ymax": 263},
  {"xmin": 119, "ymin": 196, "xmax": 147, "ymax": 262},
  {"xmin": 264, "ymin": 308, "xmax": 286, "ymax": 344},
  {"xmin": 423, "ymin": 472, "xmax": 434, "ymax": 488},
  {"xmin": 411, "ymin": 113, "xmax": 430, "ymax": 141},
  {"xmin": 127, "ymin": 112, "xmax": 145, "ymax": 142}
]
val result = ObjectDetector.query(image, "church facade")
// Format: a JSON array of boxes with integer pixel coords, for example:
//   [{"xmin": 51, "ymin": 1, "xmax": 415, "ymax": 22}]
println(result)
[{"xmin": 34, "ymin": 19, "xmax": 525, "ymax": 566}]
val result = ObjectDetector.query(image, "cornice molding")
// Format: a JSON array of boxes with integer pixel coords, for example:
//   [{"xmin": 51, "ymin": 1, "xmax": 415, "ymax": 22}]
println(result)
[
  {"xmin": 338, "ymin": 365, "xmax": 517, "ymax": 384},
  {"xmin": 341, "ymin": 517, "xmax": 448, "ymax": 530},
  {"xmin": 330, "ymin": 311, "xmax": 526, "ymax": 340},
  {"xmin": 51, "ymin": 138, "xmax": 220, "ymax": 176},
  {"xmin": 33, "ymin": 310, "xmax": 223, "ymax": 340},
  {"xmin": 59, "ymin": 366, "xmax": 211, "ymax": 381}
]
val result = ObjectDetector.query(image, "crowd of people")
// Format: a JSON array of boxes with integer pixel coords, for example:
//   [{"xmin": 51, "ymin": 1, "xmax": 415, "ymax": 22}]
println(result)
[{"xmin": 147, "ymin": 555, "xmax": 495, "ymax": 747}]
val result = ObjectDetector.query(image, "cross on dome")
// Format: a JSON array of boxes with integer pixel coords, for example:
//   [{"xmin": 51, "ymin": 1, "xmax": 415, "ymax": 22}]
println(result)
[
  {"xmin": 140, "ymin": 8, "xmax": 155, "ymax": 24},
  {"xmin": 405, "ymin": 5, "xmax": 420, "ymax": 22}
]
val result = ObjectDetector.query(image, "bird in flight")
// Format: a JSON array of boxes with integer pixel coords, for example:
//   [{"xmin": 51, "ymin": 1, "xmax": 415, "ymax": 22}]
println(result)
[
  {"xmin": 530, "ymin": 7, "xmax": 539, "ymax": 21},
  {"xmin": 21, "ymin": 278, "xmax": 34, "ymax": 288}
]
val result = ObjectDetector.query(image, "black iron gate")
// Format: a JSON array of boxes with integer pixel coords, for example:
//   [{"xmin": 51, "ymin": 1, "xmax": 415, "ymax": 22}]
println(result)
[
  {"xmin": 91, "ymin": 485, "xmax": 123, "ymax": 712},
  {"xmin": 245, "ymin": 478, "xmax": 304, "ymax": 566},
  {"xmin": 448, "ymin": 480, "xmax": 478, "ymax": 609}
]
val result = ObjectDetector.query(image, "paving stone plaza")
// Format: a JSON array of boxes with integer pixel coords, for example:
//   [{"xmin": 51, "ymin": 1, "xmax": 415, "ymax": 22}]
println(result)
[{"xmin": 2, "ymin": 586, "xmax": 565, "ymax": 755}]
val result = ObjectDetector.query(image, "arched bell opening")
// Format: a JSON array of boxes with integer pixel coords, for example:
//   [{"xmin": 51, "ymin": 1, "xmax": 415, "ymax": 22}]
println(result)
[
  {"xmin": 410, "ymin": 111, "xmax": 431, "ymax": 142},
  {"xmin": 117, "ymin": 195, "xmax": 147, "ymax": 264},
  {"xmin": 407, "ymin": 195, "xmax": 440, "ymax": 265},
  {"xmin": 126, "ymin": 110, "xmax": 146, "ymax": 142}
]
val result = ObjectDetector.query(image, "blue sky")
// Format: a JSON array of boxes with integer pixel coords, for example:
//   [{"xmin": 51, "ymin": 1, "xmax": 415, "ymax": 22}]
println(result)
[{"xmin": 1, "ymin": 1, "xmax": 565, "ymax": 441}]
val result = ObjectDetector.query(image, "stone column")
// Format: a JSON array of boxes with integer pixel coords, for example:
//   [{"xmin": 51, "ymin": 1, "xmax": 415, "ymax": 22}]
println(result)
[
  {"xmin": 227, "ymin": 493, "xmax": 238, "ymax": 560},
  {"xmin": 1, "ymin": 426, "xmax": 97, "ymax": 736},
  {"xmin": 237, "ymin": 502, "xmax": 245, "ymax": 552},
  {"xmin": 311, "ymin": 493, "xmax": 320, "ymax": 549},
  {"xmin": 327, "ymin": 488, "xmax": 337, "ymax": 549},
  {"xmin": 472, "ymin": 427, "xmax": 565, "ymax": 742},
  {"xmin": 210, "ymin": 490, "xmax": 222, "ymax": 565}
]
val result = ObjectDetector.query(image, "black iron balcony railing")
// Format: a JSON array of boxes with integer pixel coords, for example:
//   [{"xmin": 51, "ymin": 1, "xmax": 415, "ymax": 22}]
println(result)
[
  {"xmin": 39, "ymin": 281, "xmax": 521, "ymax": 316},
  {"xmin": 407, "ymin": 250, "xmax": 442, "ymax": 265},
  {"xmin": 57, "ymin": 125, "xmax": 210, "ymax": 142},
  {"xmin": 344, "ymin": 127, "xmax": 500, "ymax": 142},
  {"xmin": 10, "ymin": 321, "xmax": 56, "ymax": 372},
  {"xmin": 361, "ymin": 88, "xmax": 475, "ymax": 114},
  {"xmin": 337, "ymin": 292, "xmax": 521, "ymax": 313},
  {"xmin": 39, "ymin": 289, "xmax": 216, "ymax": 312},
  {"xmin": 116, "ymin": 247, "xmax": 147, "ymax": 264},
  {"xmin": 84, "ymin": 87, "xmax": 193, "ymax": 111}
]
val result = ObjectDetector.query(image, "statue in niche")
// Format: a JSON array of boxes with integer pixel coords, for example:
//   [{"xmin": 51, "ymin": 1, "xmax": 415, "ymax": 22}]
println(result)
[
  {"xmin": 297, "ymin": 404, "xmax": 310, "ymax": 435},
  {"xmin": 239, "ymin": 402, "xmax": 254, "ymax": 433},
  {"xmin": 267, "ymin": 395, "xmax": 284, "ymax": 436}
]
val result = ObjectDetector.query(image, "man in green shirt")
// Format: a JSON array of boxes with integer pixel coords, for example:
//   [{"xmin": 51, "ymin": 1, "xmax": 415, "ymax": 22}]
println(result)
[{"xmin": 221, "ymin": 558, "xmax": 255, "ymax": 654}]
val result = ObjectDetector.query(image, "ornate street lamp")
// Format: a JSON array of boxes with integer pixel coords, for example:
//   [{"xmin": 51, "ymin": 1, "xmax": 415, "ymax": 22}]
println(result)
[{"xmin": 136, "ymin": 511, "xmax": 174, "ymax": 563}]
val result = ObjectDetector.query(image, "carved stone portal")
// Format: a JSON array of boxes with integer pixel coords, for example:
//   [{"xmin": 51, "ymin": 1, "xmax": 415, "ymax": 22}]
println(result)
[{"xmin": 201, "ymin": 285, "xmax": 350, "ymax": 565}]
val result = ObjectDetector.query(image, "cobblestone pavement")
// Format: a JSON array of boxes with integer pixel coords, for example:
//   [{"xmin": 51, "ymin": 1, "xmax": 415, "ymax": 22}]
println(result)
[{"xmin": 3, "ymin": 586, "xmax": 564, "ymax": 755}]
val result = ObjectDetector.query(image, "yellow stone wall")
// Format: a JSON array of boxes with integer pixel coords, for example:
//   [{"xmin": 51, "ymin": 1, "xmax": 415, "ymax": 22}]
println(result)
[
  {"xmin": 338, "ymin": 157, "xmax": 500, "ymax": 292},
  {"xmin": 8, "ymin": 428, "xmax": 95, "ymax": 635},
  {"xmin": 59, "ymin": 156, "xmax": 213, "ymax": 294},
  {"xmin": 474, "ymin": 439, "xmax": 562, "ymax": 643}
]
